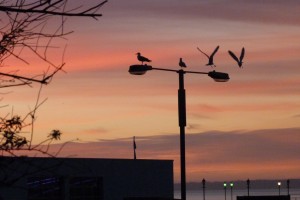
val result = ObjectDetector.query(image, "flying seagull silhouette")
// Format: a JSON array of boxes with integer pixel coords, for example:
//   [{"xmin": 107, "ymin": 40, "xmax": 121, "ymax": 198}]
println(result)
[
  {"xmin": 179, "ymin": 58, "xmax": 187, "ymax": 68},
  {"xmin": 136, "ymin": 52, "xmax": 151, "ymax": 64},
  {"xmin": 228, "ymin": 47, "xmax": 245, "ymax": 68},
  {"xmin": 197, "ymin": 46, "xmax": 219, "ymax": 67}
]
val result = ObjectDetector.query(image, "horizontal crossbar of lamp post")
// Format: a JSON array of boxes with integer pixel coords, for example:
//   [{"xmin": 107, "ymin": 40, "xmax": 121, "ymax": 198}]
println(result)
[{"xmin": 128, "ymin": 64, "xmax": 230, "ymax": 82}]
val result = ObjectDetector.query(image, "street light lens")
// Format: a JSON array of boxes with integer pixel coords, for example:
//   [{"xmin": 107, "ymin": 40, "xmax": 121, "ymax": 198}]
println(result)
[
  {"xmin": 129, "ymin": 65, "xmax": 152, "ymax": 75},
  {"xmin": 278, "ymin": 182, "xmax": 281, "ymax": 186},
  {"xmin": 208, "ymin": 71, "xmax": 230, "ymax": 82},
  {"xmin": 224, "ymin": 182, "xmax": 227, "ymax": 187}
]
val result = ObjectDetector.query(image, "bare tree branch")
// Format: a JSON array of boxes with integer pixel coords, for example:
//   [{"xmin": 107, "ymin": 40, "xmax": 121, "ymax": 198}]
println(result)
[
  {"xmin": 0, "ymin": 5, "xmax": 104, "ymax": 18},
  {"xmin": 0, "ymin": 0, "xmax": 107, "ymax": 188},
  {"xmin": 0, "ymin": 0, "xmax": 107, "ymax": 18},
  {"xmin": 0, "ymin": 0, "xmax": 107, "ymax": 87},
  {"xmin": 0, "ymin": 71, "xmax": 47, "ymax": 84}
]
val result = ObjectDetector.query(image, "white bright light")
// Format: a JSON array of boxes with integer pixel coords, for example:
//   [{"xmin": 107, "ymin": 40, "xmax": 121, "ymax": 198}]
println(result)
[{"xmin": 278, "ymin": 182, "xmax": 281, "ymax": 186}]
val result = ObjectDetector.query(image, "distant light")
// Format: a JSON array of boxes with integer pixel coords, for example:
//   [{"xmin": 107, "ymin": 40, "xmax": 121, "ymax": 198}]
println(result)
[
  {"xmin": 278, "ymin": 182, "xmax": 281, "ymax": 186},
  {"xmin": 224, "ymin": 182, "xmax": 227, "ymax": 188},
  {"xmin": 230, "ymin": 182, "xmax": 234, "ymax": 187}
]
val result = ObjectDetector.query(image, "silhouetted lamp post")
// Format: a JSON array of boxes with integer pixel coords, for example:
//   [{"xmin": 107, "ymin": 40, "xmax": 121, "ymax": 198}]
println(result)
[
  {"xmin": 202, "ymin": 178, "xmax": 206, "ymax": 200},
  {"xmin": 230, "ymin": 182, "xmax": 234, "ymax": 200},
  {"xmin": 287, "ymin": 179, "xmax": 290, "ymax": 195},
  {"xmin": 129, "ymin": 64, "xmax": 230, "ymax": 200},
  {"xmin": 224, "ymin": 182, "xmax": 227, "ymax": 200},
  {"xmin": 247, "ymin": 179, "xmax": 250, "ymax": 196},
  {"xmin": 278, "ymin": 181, "xmax": 281, "ymax": 195}
]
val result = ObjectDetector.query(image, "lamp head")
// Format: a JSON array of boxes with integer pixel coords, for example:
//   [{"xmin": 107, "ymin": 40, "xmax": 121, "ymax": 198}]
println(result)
[
  {"xmin": 129, "ymin": 64, "xmax": 152, "ymax": 75},
  {"xmin": 208, "ymin": 70, "xmax": 230, "ymax": 82}
]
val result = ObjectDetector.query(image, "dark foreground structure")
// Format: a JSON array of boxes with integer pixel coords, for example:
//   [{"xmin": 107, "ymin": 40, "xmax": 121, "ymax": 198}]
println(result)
[
  {"xmin": 0, "ymin": 157, "xmax": 174, "ymax": 200},
  {"xmin": 237, "ymin": 195, "xmax": 290, "ymax": 200}
]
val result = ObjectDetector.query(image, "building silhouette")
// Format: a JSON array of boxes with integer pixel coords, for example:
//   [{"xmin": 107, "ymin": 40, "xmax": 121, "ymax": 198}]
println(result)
[{"xmin": 0, "ymin": 157, "xmax": 174, "ymax": 200}]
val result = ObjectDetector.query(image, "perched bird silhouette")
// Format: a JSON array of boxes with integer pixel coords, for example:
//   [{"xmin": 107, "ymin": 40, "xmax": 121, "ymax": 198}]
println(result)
[
  {"xmin": 136, "ymin": 52, "xmax": 151, "ymax": 64},
  {"xmin": 197, "ymin": 46, "xmax": 219, "ymax": 67},
  {"xmin": 179, "ymin": 58, "xmax": 187, "ymax": 68},
  {"xmin": 228, "ymin": 47, "xmax": 245, "ymax": 68}
]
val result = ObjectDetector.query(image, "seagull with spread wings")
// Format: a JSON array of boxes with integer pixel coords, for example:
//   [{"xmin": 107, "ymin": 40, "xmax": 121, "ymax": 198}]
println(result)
[
  {"xmin": 228, "ymin": 47, "xmax": 245, "ymax": 68},
  {"xmin": 179, "ymin": 58, "xmax": 187, "ymax": 68},
  {"xmin": 136, "ymin": 52, "xmax": 151, "ymax": 64},
  {"xmin": 197, "ymin": 46, "xmax": 219, "ymax": 67}
]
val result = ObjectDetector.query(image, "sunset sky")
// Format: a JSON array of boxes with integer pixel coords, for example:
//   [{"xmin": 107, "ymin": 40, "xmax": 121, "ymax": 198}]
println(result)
[{"xmin": 1, "ymin": 0, "xmax": 300, "ymax": 182}]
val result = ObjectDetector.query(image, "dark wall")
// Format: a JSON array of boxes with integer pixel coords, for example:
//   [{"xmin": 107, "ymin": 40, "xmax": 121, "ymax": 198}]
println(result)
[
  {"xmin": 0, "ymin": 157, "xmax": 174, "ymax": 200},
  {"xmin": 237, "ymin": 195, "xmax": 290, "ymax": 200}
]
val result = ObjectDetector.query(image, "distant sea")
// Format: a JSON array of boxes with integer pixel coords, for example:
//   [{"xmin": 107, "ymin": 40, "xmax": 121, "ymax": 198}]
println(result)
[{"xmin": 174, "ymin": 189, "xmax": 300, "ymax": 200}]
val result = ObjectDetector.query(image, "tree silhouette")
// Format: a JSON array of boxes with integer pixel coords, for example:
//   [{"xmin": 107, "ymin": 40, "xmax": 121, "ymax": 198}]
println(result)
[
  {"xmin": 0, "ymin": 0, "xmax": 107, "ymax": 187},
  {"xmin": 0, "ymin": 0, "xmax": 107, "ymax": 156},
  {"xmin": 0, "ymin": 0, "xmax": 107, "ymax": 87}
]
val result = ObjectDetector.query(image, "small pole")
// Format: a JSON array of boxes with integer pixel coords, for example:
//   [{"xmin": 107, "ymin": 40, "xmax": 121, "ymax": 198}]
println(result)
[
  {"xmin": 133, "ymin": 136, "xmax": 137, "ymax": 160},
  {"xmin": 230, "ymin": 182, "xmax": 234, "ymax": 200},
  {"xmin": 278, "ymin": 181, "xmax": 281, "ymax": 196},
  {"xmin": 287, "ymin": 179, "xmax": 290, "ymax": 195},
  {"xmin": 224, "ymin": 182, "xmax": 227, "ymax": 200},
  {"xmin": 247, "ymin": 179, "xmax": 250, "ymax": 196},
  {"xmin": 202, "ymin": 179, "xmax": 206, "ymax": 200}
]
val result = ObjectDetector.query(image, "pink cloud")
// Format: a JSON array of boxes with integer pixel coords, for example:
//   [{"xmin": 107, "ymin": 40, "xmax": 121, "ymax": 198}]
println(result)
[{"xmin": 42, "ymin": 127, "xmax": 300, "ymax": 181}]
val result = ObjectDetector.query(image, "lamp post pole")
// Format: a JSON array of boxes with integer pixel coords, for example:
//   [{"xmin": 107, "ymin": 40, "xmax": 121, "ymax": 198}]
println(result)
[
  {"xmin": 202, "ymin": 179, "xmax": 206, "ymax": 200},
  {"xmin": 230, "ymin": 182, "xmax": 234, "ymax": 200},
  {"xmin": 278, "ymin": 182, "xmax": 281, "ymax": 196},
  {"xmin": 224, "ymin": 182, "xmax": 227, "ymax": 200},
  {"xmin": 128, "ymin": 64, "xmax": 230, "ymax": 200},
  {"xmin": 287, "ymin": 180, "xmax": 290, "ymax": 195},
  {"xmin": 247, "ymin": 179, "xmax": 250, "ymax": 196},
  {"xmin": 178, "ymin": 69, "xmax": 187, "ymax": 200}
]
